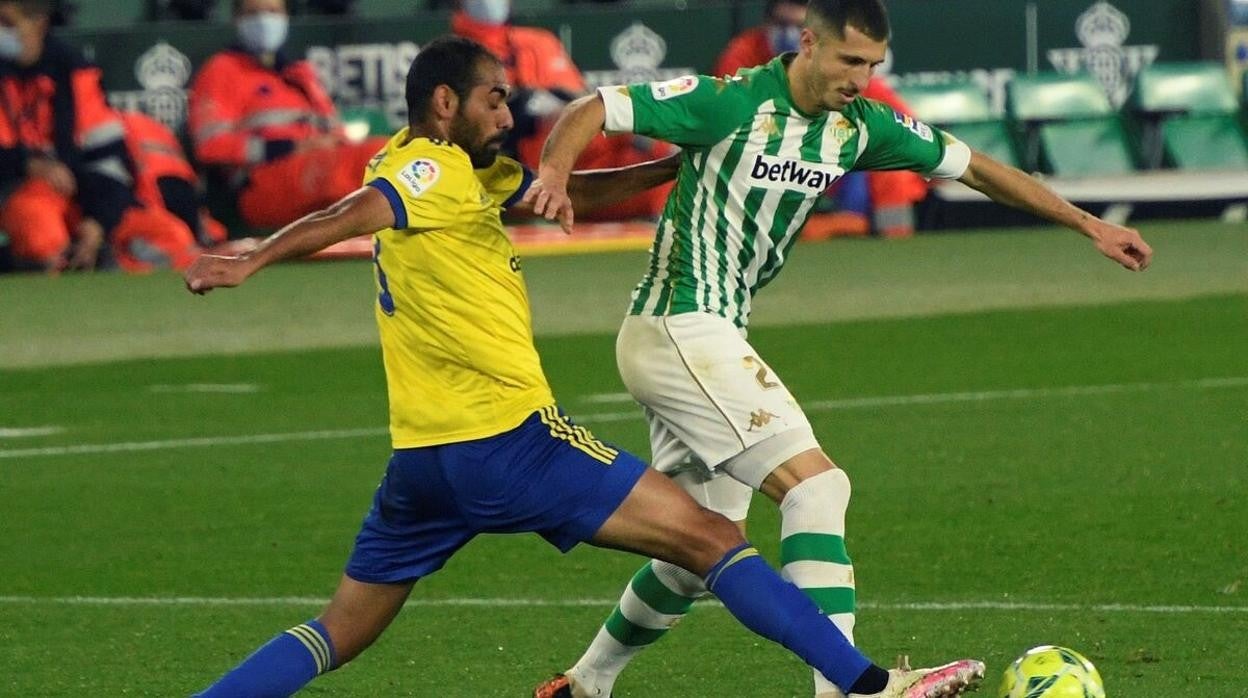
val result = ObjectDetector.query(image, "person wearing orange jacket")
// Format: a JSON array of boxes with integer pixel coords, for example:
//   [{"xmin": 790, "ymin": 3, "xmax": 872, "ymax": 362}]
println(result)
[
  {"xmin": 188, "ymin": 0, "xmax": 389, "ymax": 230},
  {"xmin": 0, "ymin": 0, "xmax": 134, "ymax": 271},
  {"xmin": 452, "ymin": 0, "xmax": 673, "ymax": 220},
  {"xmin": 715, "ymin": 0, "xmax": 928, "ymax": 238},
  {"xmin": 116, "ymin": 110, "xmax": 229, "ymax": 272}
]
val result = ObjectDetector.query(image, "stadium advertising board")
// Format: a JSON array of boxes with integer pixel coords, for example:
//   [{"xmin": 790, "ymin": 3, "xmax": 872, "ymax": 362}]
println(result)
[{"xmin": 63, "ymin": 0, "xmax": 1198, "ymax": 130}]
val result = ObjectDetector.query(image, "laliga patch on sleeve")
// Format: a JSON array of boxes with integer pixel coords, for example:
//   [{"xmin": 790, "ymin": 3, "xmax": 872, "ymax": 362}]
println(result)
[
  {"xmin": 398, "ymin": 159, "xmax": 441, "ymax": 198},
  {"xmin": 892, "ymin": 110, "xmax": 933, "ymax": 142},
  {"xmin": 650, "ymin": 75, "xmax": 699, "ymax": 101}
]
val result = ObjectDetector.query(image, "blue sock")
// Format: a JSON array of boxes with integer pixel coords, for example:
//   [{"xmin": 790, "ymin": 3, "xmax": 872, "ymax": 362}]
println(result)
[
  {"xmin": 705, "ymin": 544, "xmax": 872, "ymax": 692},
  {"xmin": 194, "ymin": 619, "xmax": 337, "ymax": 698}
]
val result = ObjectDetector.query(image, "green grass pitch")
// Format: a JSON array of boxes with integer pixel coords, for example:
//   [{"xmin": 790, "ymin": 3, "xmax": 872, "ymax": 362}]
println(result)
[{"xmin": 1, "ymin": 223, "xmax": 1245, "ymax": 696}]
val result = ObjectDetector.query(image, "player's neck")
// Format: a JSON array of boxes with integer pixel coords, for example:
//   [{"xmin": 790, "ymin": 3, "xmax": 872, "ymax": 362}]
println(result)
[
  {"xmin": 784, "ymin": 55, "xmax": 821, "ymax": 116},
  {"xmin": 408, "ymin": 119, "xmax": 452, "ymax": 144}
]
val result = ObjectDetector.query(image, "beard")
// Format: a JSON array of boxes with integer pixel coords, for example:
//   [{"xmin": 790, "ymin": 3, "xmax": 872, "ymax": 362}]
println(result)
[
  {"xmin": 451, "ymin": 116, "xmax": 506, "ymax": 168},
  {"xmin": 466, "ymin": 144, "xmax": 500, "ymax": 168}
]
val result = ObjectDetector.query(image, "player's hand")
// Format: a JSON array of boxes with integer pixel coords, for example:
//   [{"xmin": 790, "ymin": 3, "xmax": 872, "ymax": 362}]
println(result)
[
  {"xmin": 184, "ymin": 252, "xmax": 257, "ymax": 294},
  {"xmin": 27, "ymin": 157, "xmax": 77, "ymax": 196},
  {"xmin": 523, "ymin": 177, "xmax": 574, "ymax": 234},
  {"xmin": 66, "ymin": 218, "xmax": 104, "ymax": 271},
  {"xmin": 1086, "ymin": 219, "xmax": 1153, "ymax": 271}
]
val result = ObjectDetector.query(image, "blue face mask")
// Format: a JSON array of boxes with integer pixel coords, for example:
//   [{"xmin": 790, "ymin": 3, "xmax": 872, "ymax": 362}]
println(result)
[
  {"xmin": 237, "ymin": 12, "xmax": 290, "ymax": 55},
  {"xmin": 0, "ymin": 27, "xmax": 23, "ymax": 61},
  {"xmin": 767, "ymin": 24, "xmax": 801, "ymax": 55},
  {"xmin": 463, "ymin": 0, "xmax": 510, "ymax": 25}
]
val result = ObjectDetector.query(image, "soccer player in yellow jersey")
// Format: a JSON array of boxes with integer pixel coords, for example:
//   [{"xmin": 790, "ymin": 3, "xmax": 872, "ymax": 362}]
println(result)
[{"xmin": 184, "ymin": 36, "xmax": 981, "ymax": 697}]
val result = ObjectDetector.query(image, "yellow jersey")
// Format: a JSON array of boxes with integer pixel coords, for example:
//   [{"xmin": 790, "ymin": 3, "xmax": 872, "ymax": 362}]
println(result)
[{"xmin": 363, "ymin": 128, "xmax": 554, "ymax": 448}]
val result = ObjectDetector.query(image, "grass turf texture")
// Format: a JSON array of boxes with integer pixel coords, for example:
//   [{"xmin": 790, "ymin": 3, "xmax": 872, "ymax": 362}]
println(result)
[{"xmin": 1, "ymin": 223, "xmax": 1245, "ymax": 696}]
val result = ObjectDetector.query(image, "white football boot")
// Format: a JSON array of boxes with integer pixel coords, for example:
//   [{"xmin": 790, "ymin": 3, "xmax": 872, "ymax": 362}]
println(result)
[{"xmin": 847, "ymin": 657, "xmax": 985, "ymax": 698}]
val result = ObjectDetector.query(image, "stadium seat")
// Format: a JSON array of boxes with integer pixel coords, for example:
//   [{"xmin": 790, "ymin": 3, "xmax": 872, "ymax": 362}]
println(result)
[
  {"xmin": 895, "ymin": 81, "xmax": 1021, "ymax": 168},
  {"xmin": 1129, "ymin": 62, "xmax": 1248, "ymax": 171},
  {"xmin": 1006, "ymin": 72, "xmax": 1136, "ymax": 177}
]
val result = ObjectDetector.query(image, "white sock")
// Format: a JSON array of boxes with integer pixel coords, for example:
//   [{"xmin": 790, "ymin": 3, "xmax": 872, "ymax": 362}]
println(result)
[
  {"xmin": 566, "ymin": 559, "xmax": 707, "ymax": 697},
  {"xmin": 779, "ymin": 468, "xmax": 855, "ymax": 698}
]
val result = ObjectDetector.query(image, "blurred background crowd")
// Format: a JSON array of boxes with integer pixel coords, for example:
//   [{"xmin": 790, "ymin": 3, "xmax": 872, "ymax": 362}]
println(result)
[{"xmin": 1, "ymin": 0, "xmax": 1245, "ymax": 274}]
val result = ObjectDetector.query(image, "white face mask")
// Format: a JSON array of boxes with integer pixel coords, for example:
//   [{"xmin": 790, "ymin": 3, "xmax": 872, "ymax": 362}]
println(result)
[
  {"xmin": 0, "ymin": 27, "xmax": 23, "ymax": 61},
  {"xmin": 463, "ymin": 0, "xmax": 510, "ymax": 25},
  {"xmin": 237, "ymin": 12, "xmax": 290, "ymax": 55},
  {"xmin": 767, "ymin": 24, "xmax": 801, "ymax": 55}
]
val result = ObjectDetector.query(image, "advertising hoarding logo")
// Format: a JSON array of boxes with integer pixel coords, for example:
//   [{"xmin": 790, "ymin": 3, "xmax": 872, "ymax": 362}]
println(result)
[{"xmin": 1047, "ymin": 2, "xmax": 1158, "ymax": 106}]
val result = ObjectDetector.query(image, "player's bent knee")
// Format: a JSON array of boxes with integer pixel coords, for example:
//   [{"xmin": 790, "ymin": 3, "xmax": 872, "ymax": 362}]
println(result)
[{"xmin": 677, "ymin": 508, "xmax": 749, "ymax": 575}]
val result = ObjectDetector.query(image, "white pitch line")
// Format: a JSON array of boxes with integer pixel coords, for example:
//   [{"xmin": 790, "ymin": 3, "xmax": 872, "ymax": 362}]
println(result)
[
  {"xmin": 571, "ymin": 376, "xmax": 1248, "ymax": 424},
  {"xmin": 579, "ymin": 392, "xmax": 639, "ymax": 404},
  {"xmin": 0, "ymin": 426, "xmax": 64, "ymax": 439},
  {"xmin": 2, "ymin": 377, "xmax": 1244, "ymax": 460},
  {"xmin": 0, "ymin": 595, "xmax": 1243, "ymax": 615},
  {"xmin": 0, "ymin": 427, "xmax": 388, "ymax": 460},
  {"xmin": 148, "ymin": 383, "xmax": 262, "ymax": 394}
]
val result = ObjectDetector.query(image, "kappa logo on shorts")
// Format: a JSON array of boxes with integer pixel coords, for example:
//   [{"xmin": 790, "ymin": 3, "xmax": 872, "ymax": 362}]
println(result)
[
  {"xmin": 650, "ymin": 75, "xmax": 698, "ymax": 101},
  {"xmin": 746, "ymin": 409, "xmax": 781, "ymax": 431},
  {"xmin": 398, "ymin": 159, "xmax": 440, "ymax": 198},
  {"xmin": 892, "ymin": 110, "xmax": 934, "ymax": 142}
]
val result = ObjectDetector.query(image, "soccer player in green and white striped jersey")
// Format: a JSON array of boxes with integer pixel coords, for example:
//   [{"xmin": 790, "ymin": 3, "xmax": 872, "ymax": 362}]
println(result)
[{"xmin": 529, "ymin": 1, "xmax": 1152, "ymax": 696}]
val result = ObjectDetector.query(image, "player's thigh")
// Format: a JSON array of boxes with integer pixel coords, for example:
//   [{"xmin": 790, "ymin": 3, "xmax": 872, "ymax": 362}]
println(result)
[
  {"xmin": 618, "ymin": 313, "xmax": 817, "ymax": 488},
  {"xmin": 670, "ymin": 467, "xmax": 754, "ymax": 525},
  {"xmin": 344, "ymin": 449, "xmax": 475, "ymax": 586},
  {"xmin": 591, "ymin": 468, "xmax": 744, "ymax": 576}
]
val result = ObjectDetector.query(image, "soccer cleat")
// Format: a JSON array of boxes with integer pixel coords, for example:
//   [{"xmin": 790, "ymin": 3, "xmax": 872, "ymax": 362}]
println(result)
[
  {"xmin": 533, "ymin": 674, "xmax": 612, "ymax": 698},
  {"xmin": 849, "ymin": 657, "xmax": 986, "ymax": 698}
]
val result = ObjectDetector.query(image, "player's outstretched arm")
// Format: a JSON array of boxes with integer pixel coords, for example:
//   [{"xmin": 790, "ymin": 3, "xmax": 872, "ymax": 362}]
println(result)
[
  {"xmin": 566, "ymin": 152, "xmax": 681, "ymax": 213},
  {"xmin": 957, "ymin": 150, "xmax": 1153, "ymax": 271},
  {"xmin": 184, "ymin": 186, "xmax": 394, "ymax": 294},
  {"xmin": 515, "ymin": 152, "xmax": 681, "ymax": 233},
  {"xmin": 527, "ymin": 94, "xmax": 610, "ymax": 227}
]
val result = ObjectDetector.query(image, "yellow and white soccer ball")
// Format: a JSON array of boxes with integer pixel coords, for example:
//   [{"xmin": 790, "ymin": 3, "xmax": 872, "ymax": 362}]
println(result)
[{"xmin": 998, "ymin": 645, "xmax": 1105, "ymax": 698}]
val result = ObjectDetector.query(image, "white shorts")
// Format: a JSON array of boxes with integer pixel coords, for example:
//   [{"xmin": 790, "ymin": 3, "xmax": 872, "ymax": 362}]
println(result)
[{"xmin": 616, "ymin": 313, "xmax": 819, "ymax": 520}]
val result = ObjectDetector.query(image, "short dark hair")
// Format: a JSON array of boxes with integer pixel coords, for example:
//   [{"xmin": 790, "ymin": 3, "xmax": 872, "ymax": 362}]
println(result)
[
  {"xmin": 405, "ymin": 35, "xmax": 499, "ymax": 123},
  {"xmin": 805, "ymin": 0, "xmax": 890, "ymax": 41}
]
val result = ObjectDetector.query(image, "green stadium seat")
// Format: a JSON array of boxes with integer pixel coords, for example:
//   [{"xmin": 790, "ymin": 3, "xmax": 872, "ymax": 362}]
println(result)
[
  {"xmin": 896, "ymin": 81, "xmax": 1020, "ymax": 168},
  {"xmin": 1160, "ymin": 115, "xmax": 1248, "ymax": 170},
  {"xmin": 1129, "ymin": 62, "xmax": 1248, "ymax": 171},
  {"xmin": 1134, "ymin": 62, "xmax": 1239, "ymax": 114},
  {"xmin": 1006, "ymin": 72, "xmax": 1136, "ymax": 177}
]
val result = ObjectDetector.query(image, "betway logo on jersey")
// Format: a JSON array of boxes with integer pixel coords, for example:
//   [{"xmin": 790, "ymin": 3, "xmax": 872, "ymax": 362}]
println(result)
[{"xmin": 747, "ymin": 154, "xmax": 842, "ymax": 193}]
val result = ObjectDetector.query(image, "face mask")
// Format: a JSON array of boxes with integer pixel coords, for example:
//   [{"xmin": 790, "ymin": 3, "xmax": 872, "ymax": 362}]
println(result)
[
  {"xmin": 767, "ymin": 24, "xmax": 801, "ymax": 55},
  {"xmin": 0, "ymin": 27, "xmax": 23, "ymax": 61},
  {"xmin": 463, "ymin": 0, "xmax": 510, "ymax": 25},
  {"xmin": 237, "ymin": 12, "xmax": 289, "ymax": 55}
]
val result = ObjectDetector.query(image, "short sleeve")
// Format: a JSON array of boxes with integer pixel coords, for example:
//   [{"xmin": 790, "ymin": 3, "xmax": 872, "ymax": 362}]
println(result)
[
  {"xmin": 852, "ymin": 99, "xmax": 969, "ymax": 179},
  {"xmin": 475, "ymin": 156, "xmax": 534, "ymax": 209},
  {"xmin": 366, "ymin": 154, "xmax": 468, "ymax": 231},
  {"xmin": 597, "ymin": 74, "xmax": 752, "ymax": 148}
]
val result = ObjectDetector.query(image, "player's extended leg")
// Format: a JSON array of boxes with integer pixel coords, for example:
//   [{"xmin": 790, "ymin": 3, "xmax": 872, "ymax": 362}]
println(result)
[
  {"xmin": 193, "ymin": 575, "xmax": 413, "ymax": 697},
  {"xmin": 196, "ymin": 446, "xmax": 467, "ymax": 697},
  {"xmin": 555, "ymin": 468, "xmax": 750, "ymax": 698},
  {"xmin": 577, "ymin": 467, "xmax": 895, "ymax": 698},
  {"xmin": 755, "ymin": 448, "xmax": 859, "ymax": 698}
]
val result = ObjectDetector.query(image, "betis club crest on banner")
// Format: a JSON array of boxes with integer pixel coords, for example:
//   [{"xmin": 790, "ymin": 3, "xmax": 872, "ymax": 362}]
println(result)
[{"xmin": 1047, "ymin": 1, "xmax": 1159, "ymax": 107}]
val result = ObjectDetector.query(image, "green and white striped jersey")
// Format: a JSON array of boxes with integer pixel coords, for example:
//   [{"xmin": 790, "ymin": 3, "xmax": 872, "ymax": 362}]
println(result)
[{"xmin": 598, "ymin": 56, "xmax": 971, "ymax": 328}]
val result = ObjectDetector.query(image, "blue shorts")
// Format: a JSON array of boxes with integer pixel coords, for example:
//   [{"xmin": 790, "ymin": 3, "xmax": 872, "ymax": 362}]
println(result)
[{"xmin": 345, "ymin": 406, "xmax": 647, "ymax": 584}]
